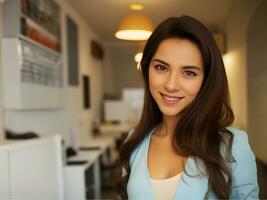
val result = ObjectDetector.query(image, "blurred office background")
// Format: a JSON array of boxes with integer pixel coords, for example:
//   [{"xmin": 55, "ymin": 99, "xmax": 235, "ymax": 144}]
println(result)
[{"xmin": 0, "ymin": 0, "xmax": 266, "ymax": 199}]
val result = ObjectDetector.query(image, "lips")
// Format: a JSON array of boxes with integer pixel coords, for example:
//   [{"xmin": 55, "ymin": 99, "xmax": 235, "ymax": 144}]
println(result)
[{"xmin": 160, "ymin": 92, "xmax": 184, "ymax": 105}]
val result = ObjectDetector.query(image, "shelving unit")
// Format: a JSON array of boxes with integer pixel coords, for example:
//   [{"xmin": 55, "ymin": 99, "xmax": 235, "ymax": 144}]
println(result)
[{"xmin": 2, "ymin": 0, "xmax": 64, "ymax": 109}]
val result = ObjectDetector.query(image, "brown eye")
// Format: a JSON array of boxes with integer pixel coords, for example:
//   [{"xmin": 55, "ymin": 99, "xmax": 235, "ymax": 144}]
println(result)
[
  {"xmin": 155, "ymin": 64, "xmax": 167, "ymax": 71},
  {"xmin": 184, "ymin": 71, "xmax": 197, "ymax": 77}
]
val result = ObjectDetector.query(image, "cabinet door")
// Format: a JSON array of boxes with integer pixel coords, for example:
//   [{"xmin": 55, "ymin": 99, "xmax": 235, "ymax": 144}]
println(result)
[
  {"xmin": 8, "ymin": 136, "xmax": 64, "ymax": 199},
  {"xmin": 0, "ymin": 150, "xmax": 10, "ymax": 199},
  {"xmin": 85, "ymin": 165, "xmax": 95, "ymax": 199}
]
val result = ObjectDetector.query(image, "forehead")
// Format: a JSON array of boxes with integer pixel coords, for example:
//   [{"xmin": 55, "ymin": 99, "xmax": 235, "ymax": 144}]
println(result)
[{"xmin": 152, "ymin": 38, "xmax": 203, "ymax": 67}]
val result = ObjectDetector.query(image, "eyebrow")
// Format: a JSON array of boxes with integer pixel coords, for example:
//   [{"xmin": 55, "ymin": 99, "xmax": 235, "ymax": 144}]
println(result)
[
  {"xmin": 152, "ymin": 59, "xmax": 170, "ymax": 66},
  {"xmin": 151, "ymin": 58, "xmax": 202, "ymax": 71}
]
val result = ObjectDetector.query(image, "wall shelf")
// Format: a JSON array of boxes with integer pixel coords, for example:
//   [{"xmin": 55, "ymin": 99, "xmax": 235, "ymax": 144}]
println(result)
[{"xmin": 2, "ymin": 0, "xmax": 64, "ymax": 110}]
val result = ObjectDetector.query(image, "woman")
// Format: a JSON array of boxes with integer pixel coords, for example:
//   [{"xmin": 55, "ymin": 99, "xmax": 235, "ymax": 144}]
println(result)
[{"xmin": 118, "ymin": 16, "xmax": 259, "ymax": 199}]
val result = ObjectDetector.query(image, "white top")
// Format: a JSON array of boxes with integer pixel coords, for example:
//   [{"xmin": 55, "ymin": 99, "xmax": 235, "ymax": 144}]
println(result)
[{"xmin": 150, "ymin": 172, "xmax": 182, "ymax": 200}]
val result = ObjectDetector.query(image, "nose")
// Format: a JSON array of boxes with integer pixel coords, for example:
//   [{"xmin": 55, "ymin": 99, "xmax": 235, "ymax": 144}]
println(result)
[{"xmin": 164, "ymin": 73, "xmax": 180, "ymax": 92}]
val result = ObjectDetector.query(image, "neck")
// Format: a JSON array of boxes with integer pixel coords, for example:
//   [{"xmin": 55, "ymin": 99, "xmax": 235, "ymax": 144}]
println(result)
[{"xmin": 157, "ymin": 115, "xmax": 179, "ymax": 139}]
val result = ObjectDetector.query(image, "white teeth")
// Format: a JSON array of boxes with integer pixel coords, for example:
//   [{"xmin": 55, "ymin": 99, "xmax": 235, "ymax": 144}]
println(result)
[{"xmin": 163, "ymin": 95, "xmax": 179, "ymax": 101}]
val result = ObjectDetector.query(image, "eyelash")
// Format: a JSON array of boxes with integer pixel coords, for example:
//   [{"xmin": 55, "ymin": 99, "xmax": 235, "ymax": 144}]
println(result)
[
  {"xmin": 183, "ymin": 71, "xmax": 197, "ymax": 77},
  {"xmin": 154, "ymin": 64, "xmax": 198, "ymax": 77},
  {"xmin": 154, "ymin": 64, "xmax": 167, "ymax": 71}
]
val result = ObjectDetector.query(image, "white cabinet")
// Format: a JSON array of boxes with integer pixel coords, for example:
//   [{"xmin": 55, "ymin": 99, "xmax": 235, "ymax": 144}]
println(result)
[
  {"xmin": 0, "ymin": 135, "xmax": 64, "ymax": 199},
  {"xmin": 0, "ymin": 150, "xmax": 10, "ymax": 199},
  {"xmin": 64, "ymin": 151, "xmax": 101, "ymax": 200}
]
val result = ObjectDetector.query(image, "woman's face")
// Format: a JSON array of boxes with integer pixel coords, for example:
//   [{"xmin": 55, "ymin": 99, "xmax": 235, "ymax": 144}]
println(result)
[{"xmin": 149, "ymin": 38, "xmax": 204, "ymax": 117}]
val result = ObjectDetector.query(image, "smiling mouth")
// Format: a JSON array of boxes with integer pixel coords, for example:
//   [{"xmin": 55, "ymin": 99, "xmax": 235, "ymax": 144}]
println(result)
[{"xmin": 160, "ymin": 92, "xmax": 184, "ymax": 105}]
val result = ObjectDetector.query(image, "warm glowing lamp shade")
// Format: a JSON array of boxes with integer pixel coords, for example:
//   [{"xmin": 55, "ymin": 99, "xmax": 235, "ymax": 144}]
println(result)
[{"xmin": 115, "ymin": 13, "xmax": 154, "ymax": 41}]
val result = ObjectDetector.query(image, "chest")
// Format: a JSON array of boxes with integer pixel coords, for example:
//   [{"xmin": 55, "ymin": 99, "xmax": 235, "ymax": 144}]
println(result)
[
  {"xmin": 147, "ymin": 137, "xmax": 186, "ymax": 179},
  {"xmin": 127, "ymin": 134, "xmax": 210, "ymax": 199}
]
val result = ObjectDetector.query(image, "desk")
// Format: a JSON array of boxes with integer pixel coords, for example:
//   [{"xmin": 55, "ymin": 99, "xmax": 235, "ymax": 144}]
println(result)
[
  {"xmin": 81, "ymin": 136, "xmax": 115, "ymax": 151},
  {"xmin": 64, "ymin": 136, "xmax": 114, "ymax": 200},
  {"xmin": 64, "ymin": 150, "xmax": 102, "ymax": 199},
  {"xmin": 99, "ymin": 122, "xmax": 136, "ymax": 139}
]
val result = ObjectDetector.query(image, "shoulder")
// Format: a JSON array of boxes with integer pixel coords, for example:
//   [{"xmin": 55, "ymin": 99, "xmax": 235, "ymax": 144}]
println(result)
[
  {"xmin": 226, "ymin": 127, "xmax": 254, "ymax": 163},
  {"xmin": 221, "ymin": 127, "xmax": 254, "ymax": 166},
  {"xmin": 226, "ymin": 127, "xmax": 259, "ymax": 199},
  {"xmin": 123, "ymin": 128, "xmax": 145, "ymax": 163},
  {"xmin": 121, "ymin": 128, "xmax": 139, "ymax": 177},
  {"xmin": 226, "ymin": 126, "xmax": 247, "ymax": 141}
]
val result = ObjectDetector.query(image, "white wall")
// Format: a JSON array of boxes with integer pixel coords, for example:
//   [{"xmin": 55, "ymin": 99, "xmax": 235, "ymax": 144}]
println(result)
[
  {"xmin": 59, "ymin": 0, "xmax": 104, "ymax": 144},
  {"xmin": 246, "ymin": 0, "xmax": 267, "ymax": 163},
  {"xmin": 223, "ymin": 0, "xmax": 266, "ymax": 162},
  {"xmin": 2, "ymin": 0, "xmax": 104, "ymax": 146},
  {"xmin": 0, "ymin": 2, "xmax": 4, "ymax": 142},
  {"xmin": 223, "ymin": 0, "xmax": 261, "ymax": 130},
  {"xmin": 103, "ymin": 43, "xmax": 143, "ymax": 97}
]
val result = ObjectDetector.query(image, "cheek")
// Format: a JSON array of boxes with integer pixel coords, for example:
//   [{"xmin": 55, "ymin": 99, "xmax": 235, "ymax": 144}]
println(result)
[
  {"xmin": 148, "ymin": 68, "xmax": 158, "ymax": 92},
  {"xmin": 183, "ymin": 79, "xmax": 203, "ymax": 97}
]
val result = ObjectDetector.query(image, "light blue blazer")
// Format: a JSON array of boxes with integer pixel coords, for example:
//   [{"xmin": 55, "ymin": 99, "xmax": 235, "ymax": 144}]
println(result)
[{"xmin": 125, "ymin": 127, "xmax": 259, "ymax": 199}]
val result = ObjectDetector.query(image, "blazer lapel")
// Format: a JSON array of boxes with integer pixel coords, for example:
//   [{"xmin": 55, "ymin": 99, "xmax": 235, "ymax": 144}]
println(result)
[{"xmin": 174, "ymin": 157, "xmax": 209, "ymax": 199}]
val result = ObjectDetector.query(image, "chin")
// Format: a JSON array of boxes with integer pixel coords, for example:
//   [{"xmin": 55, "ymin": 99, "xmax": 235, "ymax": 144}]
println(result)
[{"xmin": 159, "ymin": 107, "xmax": 182, "ymax": 117}]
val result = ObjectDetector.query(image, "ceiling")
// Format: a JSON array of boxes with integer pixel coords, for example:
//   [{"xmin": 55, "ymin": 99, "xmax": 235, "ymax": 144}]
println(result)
[{"xmin": 66, "ymin": 0, "xmax": 234, "ymax": 44}]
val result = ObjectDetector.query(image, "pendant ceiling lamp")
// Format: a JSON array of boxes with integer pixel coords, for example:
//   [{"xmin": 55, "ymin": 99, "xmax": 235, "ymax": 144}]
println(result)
[{"xmin": 115, "ymin": 6, "xmax": 154, "ymax": 41}]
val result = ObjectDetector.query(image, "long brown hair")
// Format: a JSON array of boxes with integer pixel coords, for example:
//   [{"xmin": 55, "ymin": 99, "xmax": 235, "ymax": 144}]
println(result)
[{"xmin": 118, "ymin": 16, "xmax": 234, "ymax": 199}]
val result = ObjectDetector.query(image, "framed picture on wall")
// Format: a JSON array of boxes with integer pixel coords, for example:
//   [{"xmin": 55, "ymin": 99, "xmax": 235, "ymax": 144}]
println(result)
[
  {"xmin": 67, "ymin": 15, "xmax": 79, "ymax": 86},
  {"xmin": 82, "ymin": 75, "xmax": 90, "ymax": 109}
]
